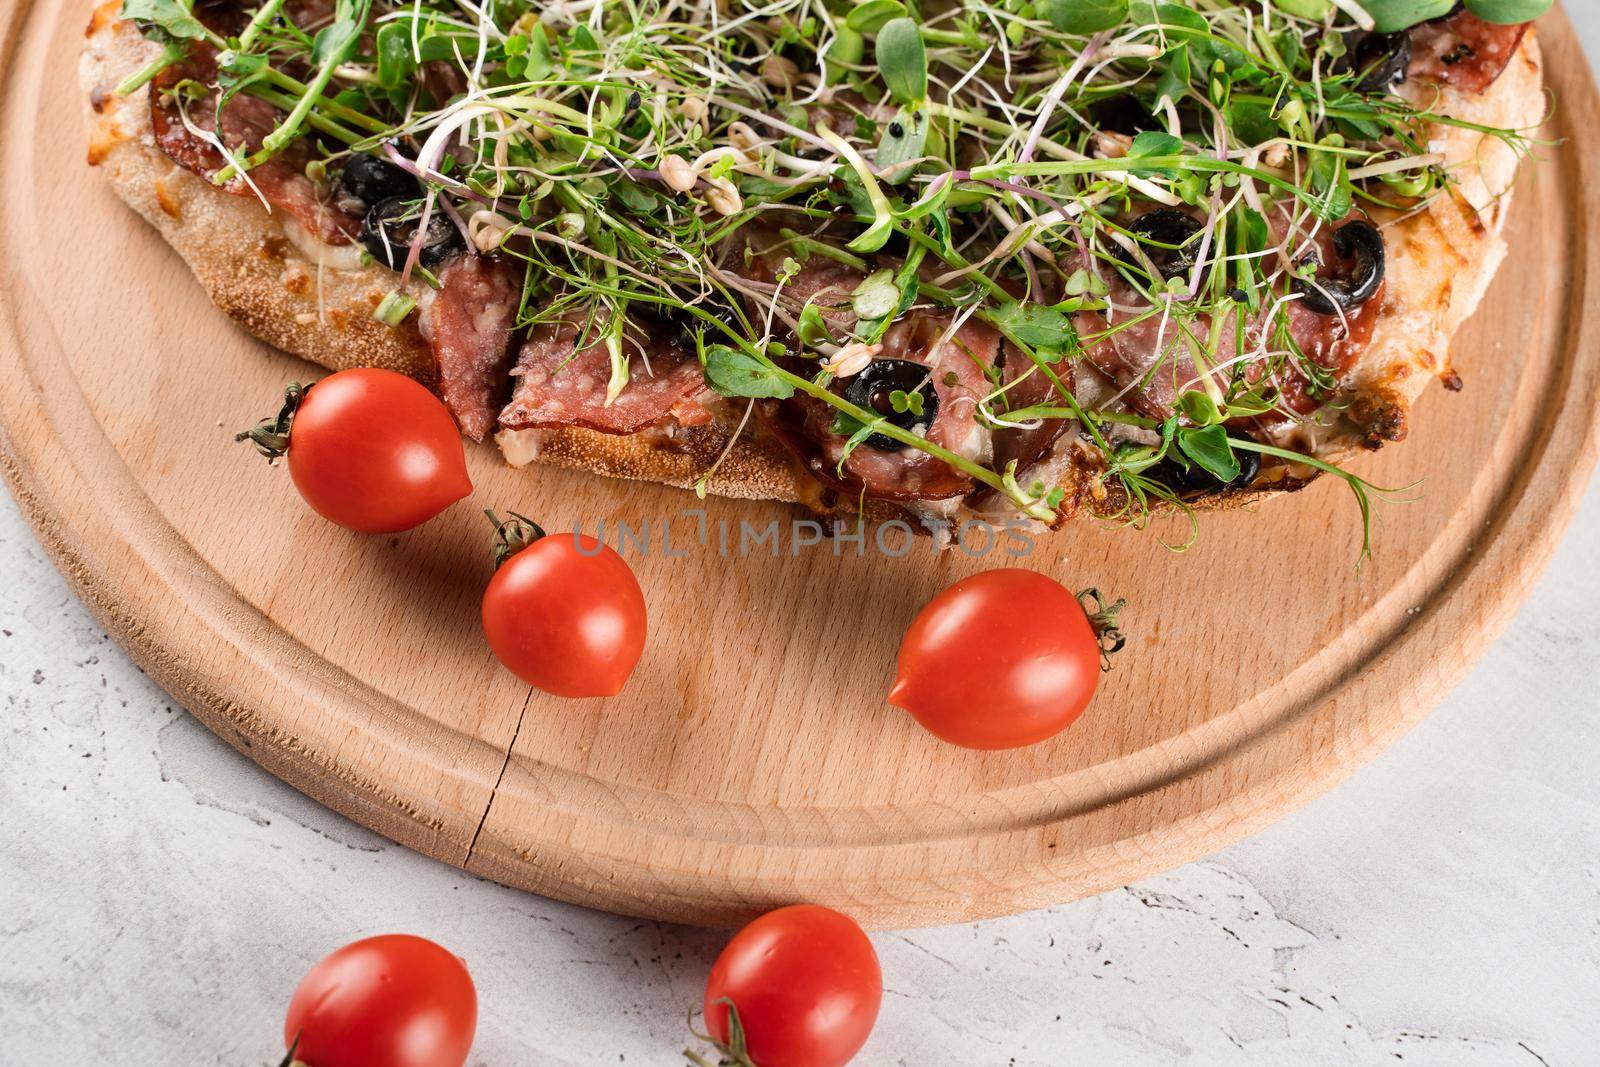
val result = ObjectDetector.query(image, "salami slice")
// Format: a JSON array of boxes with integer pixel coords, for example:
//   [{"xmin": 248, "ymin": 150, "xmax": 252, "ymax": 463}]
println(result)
[
  {"xmin": 1409, "ymin": 11, "xmax": 1530, "ymax": 94},
  {"xmin": 1076, "ymin": 292, "xmax": 1198, "ymax": 420},
  {"xmin": 991, "ymin": 342, "xmax": 1069, "ymax": 474},
  {"xmin": 148, "ymin": 49, "xmax": 361, "ymax": 244},
  {"xmin": 422, "ymin": 255, "xmax": 520, "ymax": 441},
  {"xmin": 773, "ymin": 312, "xmax": 998, "ymax": 501},
  {"xmin": 742, "ymin": 237, "xmax": 864, "ymax": 344},
  {"xmin": 1080, "ymin": 210, "xmax": 1381, "ymax": 420},
  {"xmin": 498, "ymin": 315, "xmax": 708, "ymax": 435}
]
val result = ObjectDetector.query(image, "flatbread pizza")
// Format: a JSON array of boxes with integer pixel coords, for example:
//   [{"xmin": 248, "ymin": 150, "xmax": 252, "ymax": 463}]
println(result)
[{"xmin": 81, "ymin": 0, "xmax": 1549, "ymax": 548}]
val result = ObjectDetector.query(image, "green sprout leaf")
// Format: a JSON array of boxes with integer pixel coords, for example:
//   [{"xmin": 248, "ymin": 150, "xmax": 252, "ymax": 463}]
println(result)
[
  {"xmin": 852, "ymin": 270, "xmax": 901, "ymax": 320},
  {"xmin": 876, "ymin": 18, "xmax": 926, "ymax": 106},
  {"xmin": 1154, "ymin": 44, "xmax": 1192, "ymax": 107},
  {"xmin": 1360, "ymin": 0, "xmax": 1458, "ymax": 33},
  {"xmin": 1126, "ymin": 130, "xmax": 1184, "ymax": 177},
  {"xmin": 1176, "ymin": 424, "xmax": 1240, "ymax": 483},
  {"xmin": 120, "ymin": 0, "xmax": 207, "ymax": 41},
  {"xmin": 889, "ymin": 388, "xmax": 925, "ymax": 416},
  {"xmin": 823, "ymin": 25, "xmax": 866, "ymax": 81},
  {"xmin": 1175, "ymin": 389, "xmax": 1223, "ymax": 428},
  {"xmin": 1465, "ymin": 0, "xmax": 1553, "ymax": 24},
  {"xmin": 1040, "ymin": 0, "xmax": 1129, "ymax": 34},
  {"xmin": 375, "ymin": 22, "xmax": 417, "ymax": 89},
  {"xmin": 818, "ymin": 126, "xmax": 897, "ymax": 253},
  {"xmin": 987, "ymin": 303, "xmax": 1077, "ymax": 362},
  {"xmin": 846, "ymin": 0, "xmax": 907, "ymax": 33},
  {"xmin": 114, "ymin": 0, "xmax": 215, "ymax": 93},
  {"xmin": 704, "ymin": 345, "xmax": 795, "ymax": 399},
  {"xmin": 875, "ymin": 109, "xmax": 928, "ymax": 177},
  {"xmin": 798, "ymin": 304, "xmax": 836, "ymax": 348},
  {"xmin": 1273, "ymin": 0, "xmax": 1332, "ymax": 18},
  {"xmin": 1307, "ymin": 133, "xmax": 1354, "ymax": 222}
]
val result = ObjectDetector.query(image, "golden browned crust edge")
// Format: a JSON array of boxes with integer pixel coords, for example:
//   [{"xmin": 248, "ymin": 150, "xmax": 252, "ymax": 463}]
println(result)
[
  {"xmin": 81, "ymin": 8, "xmax": 1545, "ymax": 524},
  {"xmin": 1331, "ymin": 27, "xmax": 1547, "ymax": 453}
]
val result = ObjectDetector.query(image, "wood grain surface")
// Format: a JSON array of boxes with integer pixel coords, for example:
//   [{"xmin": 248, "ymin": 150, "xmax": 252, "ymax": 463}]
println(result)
[{"xmin": 2, "ymin": 1, "xmax": 1597, "ymax": 929}]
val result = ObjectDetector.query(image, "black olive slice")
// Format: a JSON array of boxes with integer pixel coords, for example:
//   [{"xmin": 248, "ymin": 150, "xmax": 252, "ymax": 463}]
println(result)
[
  {"xmin": 840, "ymin": 359, "xmax": 939, "ymax": 451},
  {"xmin": 1156, "ymin": 434, "xmax": 1262, "ymax": 495},
  {"xmin": 361, "ymin": 197, "xmax": 464, "ymax": 272},
  {"xmin": 1350, "ymin": 31, "xmax": 1413, "ymax": 93},
  {"xmin": 1115, "ymin": 209, "xmax": 1205, "ymax": 280},
  {"xmin": 1294, "ymin": 219, "xmax": 1386, "ymax": 316},
  {"xmin": 338, "ymin": 153, "xmax": 421, "ymax": 208}
]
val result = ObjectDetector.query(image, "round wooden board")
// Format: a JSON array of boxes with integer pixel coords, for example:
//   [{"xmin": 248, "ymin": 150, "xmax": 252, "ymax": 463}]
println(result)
[{"xmin": 2, "ymin": 3, "xmax": 1597, "ymax": 930}]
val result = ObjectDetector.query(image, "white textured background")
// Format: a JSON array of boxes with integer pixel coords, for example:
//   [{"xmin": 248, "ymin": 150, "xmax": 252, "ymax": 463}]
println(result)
[{"xmin": 5, "ymin": 14, "xmax": 1600, "ymax": 1067}]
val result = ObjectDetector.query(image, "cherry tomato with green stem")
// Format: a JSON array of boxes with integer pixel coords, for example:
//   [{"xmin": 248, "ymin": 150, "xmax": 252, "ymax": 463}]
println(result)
[
  {"xmin": 889, "ymin": 569, "xmax": 1125, "ymax": 749},
  {"xmin": 238, "ymin": 369, "xmax": 472, "ymax": 534},
  {"xmin": 481, "ymin": 511, "xmax": 647, "ymax": 698},
  {"xmin": 695, "ymin": 904, "xmax": 881, "ymax": 1067}
]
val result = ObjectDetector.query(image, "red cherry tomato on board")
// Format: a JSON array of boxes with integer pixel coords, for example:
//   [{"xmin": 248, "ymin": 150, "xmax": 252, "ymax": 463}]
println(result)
[
  {"xmin": 282, "ymin": 934, "xmax": 476, "ymax": 1067},
  {"xmin": 703, "ymin": 905, "xmax": 882, "ymax": 1067},
  {"xmin": 238, "ymin": 369, "xmax": 472, "ymax": 534},
  {"xmin": 481, "ymin": 513, "xmax": 647, "ymax": 698},
  {"xmin": 888, "ymin": 569, "xmax": 1124, "ymax": 749}
]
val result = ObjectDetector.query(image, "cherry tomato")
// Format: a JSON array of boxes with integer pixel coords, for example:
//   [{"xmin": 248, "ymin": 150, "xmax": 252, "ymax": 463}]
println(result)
[
  {"xmin": 482, "ymin": 519, "xmax": 647, "ymax": 698},
  {"xmin": 888, "ymin": 569, "xmax": 1122, "ymax": 749},
  {"xmin": 703, "ymin": 905, "xmax": 881, "ymax": 1067},
  {"xmin": 241, "ymin": 369, "xmax": 472, "ymax": 533},
  {"xmin": 283, "ymin": 934, "xmax": 476, "ymax": 1067}
]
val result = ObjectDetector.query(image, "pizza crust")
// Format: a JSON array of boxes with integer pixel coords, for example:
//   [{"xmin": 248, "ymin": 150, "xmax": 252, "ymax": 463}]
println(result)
[
  {"xmin": 1321, "ymin": 29, "xmax": 1547, "ymax": 452},
  {"xmin": 80, "ymin": 4, "xmax": 1545, "ymax": 526}
]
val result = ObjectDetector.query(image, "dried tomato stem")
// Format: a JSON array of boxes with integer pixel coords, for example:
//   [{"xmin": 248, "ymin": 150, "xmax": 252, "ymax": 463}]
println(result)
[
  {"xmin": 684, "ymin": 1000, "xmax": 758, "ymax": 1067},
  {"xmin": 486, "ymin": 509, "xmax": 548, "ymax": 568},
  {"xmin": 1076, "ymin": 588, "xmax": 1127, "ymax": 672},
  {"xmin": 236, "ymin": 381, "xmax": 311, "ymax": 463}
]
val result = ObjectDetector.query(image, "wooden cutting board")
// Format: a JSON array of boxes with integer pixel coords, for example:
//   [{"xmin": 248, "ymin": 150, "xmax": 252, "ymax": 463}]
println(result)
[{"xmin": 2, "ymin": 2, "xmax": 1597, "ymax": 929}]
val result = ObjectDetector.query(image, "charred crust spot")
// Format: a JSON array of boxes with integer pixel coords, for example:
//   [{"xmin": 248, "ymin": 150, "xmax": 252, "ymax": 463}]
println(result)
[
  {"xmin": 1440, "ymin": 368, "xmax": 1464, "ymax": 392},
  {"xmin": 1351, "ymin": 393, "xmax": 1409, "ymax": 450},
  {"xmin": 1442, "ymin": 44, "xmax": 1476, "ymax": 66},
  {"xmin": 90, "ymin": 88, "xmax": 114, "ymax": 114},
  {"xmin": 1047, "ymin": 469, "xmax": 1094, "ymax": 527},
  {"xmin": 1262, "ymin": 474, "xmax": 1315, "ymax": 496},
  {"xmin": 257, "ymin": 236, "xmax": 293, "ymax": 260}
]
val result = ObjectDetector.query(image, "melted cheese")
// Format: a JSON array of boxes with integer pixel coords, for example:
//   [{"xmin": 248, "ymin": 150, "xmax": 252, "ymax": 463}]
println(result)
[
  {"xmin": 281, "ymin": 217, "xmax": 367, "ymax": 272},
  {"xmin": 496, "ymin": 427, "xmax": 545, "ymax": 467}
]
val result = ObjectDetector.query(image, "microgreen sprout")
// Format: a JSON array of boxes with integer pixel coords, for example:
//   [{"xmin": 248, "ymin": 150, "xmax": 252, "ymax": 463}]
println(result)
[{"xmin": 126, "ymin": 0, "xmax": 1544, "ymax": 552}]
